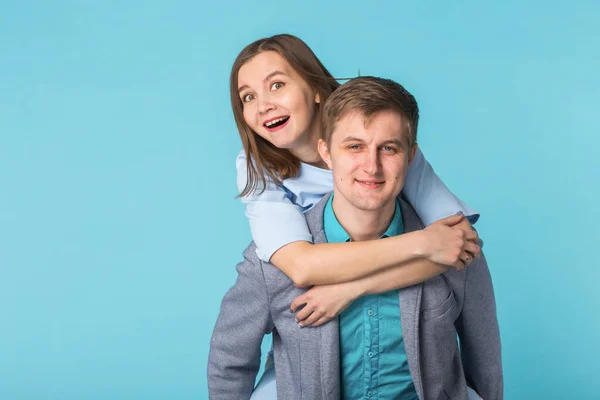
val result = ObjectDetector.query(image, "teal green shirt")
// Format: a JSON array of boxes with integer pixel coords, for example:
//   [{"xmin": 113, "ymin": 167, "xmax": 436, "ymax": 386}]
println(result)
[{"xmin": 323, "ymin": 196, "xmax": 418, "ymax": 400}]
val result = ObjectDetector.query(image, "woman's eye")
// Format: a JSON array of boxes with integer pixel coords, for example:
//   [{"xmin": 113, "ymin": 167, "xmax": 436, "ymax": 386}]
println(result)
[
  {"xmin": 271, "ymin": 82, "xmax": 284, "ymax": 91},
  {"xmin": 242, "ymin": 93, "xmax": 254, "ymax": 103}
]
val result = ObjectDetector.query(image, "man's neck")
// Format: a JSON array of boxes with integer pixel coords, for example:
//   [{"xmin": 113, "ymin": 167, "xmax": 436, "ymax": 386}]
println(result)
[{"xmin": 331, "ymin": 195, "xmax": 396, "ymax": 242}]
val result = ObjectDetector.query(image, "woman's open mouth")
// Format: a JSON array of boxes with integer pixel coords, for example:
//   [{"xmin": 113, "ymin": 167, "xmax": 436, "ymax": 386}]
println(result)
[{"xmin": 263, "ymin": 116, "xmax": 290, "ymax": 132}]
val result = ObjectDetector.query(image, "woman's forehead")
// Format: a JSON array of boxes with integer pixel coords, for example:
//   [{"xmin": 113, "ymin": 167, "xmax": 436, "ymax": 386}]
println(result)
[{"xmin": 238, "ymin": 51, "xmax": 296, "ymax": 86}]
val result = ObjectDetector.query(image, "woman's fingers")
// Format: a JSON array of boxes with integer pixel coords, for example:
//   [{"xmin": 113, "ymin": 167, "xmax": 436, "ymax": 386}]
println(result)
[
  {"xmin": 464, "ymin": 229, "xmax": 479, "ymax": 243},
  {"xmin": 290, "ymin": 292, "xmax": 310, "ymax": 313},
  {"xmin": 295, "ymin": 304, "xmax": 313, "ymax": 322},
  {"xmin": 463, "ymin": 241, "xmax": 481, "ymax": 258},
  {"xmin": 460, "ymin": 251, "xmax": 473, "ymax": 267},
  {"xmin": 438, "ymin": 212, "xmax": 465, "ymax": 226},
  {"xmin": 453, "ymin": 258, "xmax": 466, "ymax": 271},
  {"xmin": 311, "ymin": 316, "xmax": 332, "ymax": 328},
  {"xmin": 299, "ymin": 309, "xmax": 323, "ymax": 327}
]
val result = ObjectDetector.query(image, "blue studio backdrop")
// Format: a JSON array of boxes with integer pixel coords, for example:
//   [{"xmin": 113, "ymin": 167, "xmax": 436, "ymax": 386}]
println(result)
[{"xmin": 1, "ymin": 1, "xmax": 599, "ymax": 399}]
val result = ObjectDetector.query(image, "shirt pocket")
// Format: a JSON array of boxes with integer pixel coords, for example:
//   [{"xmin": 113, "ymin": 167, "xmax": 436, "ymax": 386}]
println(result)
[
  {"xmin": 420, "ymin": 291, "xmax": 461, "ymax": 395},
  {"xmin": 421, "ymin": 291, "xmax": 457, "ymax": 322}
]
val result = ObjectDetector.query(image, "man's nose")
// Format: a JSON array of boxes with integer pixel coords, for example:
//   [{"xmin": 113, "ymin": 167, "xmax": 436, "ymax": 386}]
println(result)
[{"xmin": 363, "ymin": 149, "xmax": 382, "ymax": 174}]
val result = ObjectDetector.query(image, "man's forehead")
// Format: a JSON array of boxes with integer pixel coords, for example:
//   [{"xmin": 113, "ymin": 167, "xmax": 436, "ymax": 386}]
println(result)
[{"xmin": 332, "ymin": 110, "xmax": 406, "ymax": 143}]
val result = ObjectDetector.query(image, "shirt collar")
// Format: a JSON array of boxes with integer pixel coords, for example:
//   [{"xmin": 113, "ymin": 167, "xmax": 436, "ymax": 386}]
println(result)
[{"xmin": 323, "ymin": 195, "xmax": 403, "ymax": 243}]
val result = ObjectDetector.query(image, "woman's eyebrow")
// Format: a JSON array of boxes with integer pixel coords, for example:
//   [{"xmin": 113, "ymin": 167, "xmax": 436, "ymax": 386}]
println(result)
[
  {"xmin": 238, "ymin": 70, "xmax": 288, "ymax": 93},
  {"xmin": 263, "ymin": 70, "xmax": 287, "ymax": 82}
]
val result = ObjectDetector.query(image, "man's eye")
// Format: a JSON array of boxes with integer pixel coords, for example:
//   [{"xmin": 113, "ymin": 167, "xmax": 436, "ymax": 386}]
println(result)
[
  {"xmin": 271, "ymin": 82, "xmax": 284, "ymax": 91},
  {"xmin": 382, "ymin": 146, "xmax": 396, "ymax": 152},
  {"xmin": 242, "ymin": 93, "xmax": 254, "ymax": 102},
  {"xmin": 348, "ymin": 145, "xmax": 361, "ymax": 150}
]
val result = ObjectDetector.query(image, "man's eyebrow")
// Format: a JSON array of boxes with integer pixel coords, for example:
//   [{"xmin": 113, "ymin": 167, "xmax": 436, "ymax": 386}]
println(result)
[
  {"xmin": 340, "ymin": 136, "xmax": 365, "ymax": 143},
  {"xmin": 238, "ymin": 70, "xmax": 288, "ymax": 94},
  {"xmin": 339, "ymin": 137, "xmax": 406, "ymax": 147},
  {"xmin": 380, "ymin": 138, "xmax": 405, "ymax": 147}
]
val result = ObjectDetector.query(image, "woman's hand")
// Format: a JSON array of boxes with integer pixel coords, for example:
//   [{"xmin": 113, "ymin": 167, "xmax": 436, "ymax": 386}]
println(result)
[
  {"xmin": 290, "ymin": 282, "xmax": 361, "ymax": 328},
  {"xmin": 452, "ymin": 216, "xmax": 481, "ymax": 266},
  {"xmin": 420, "ymin": 213, "xmax": 481, "ymax": 270}
]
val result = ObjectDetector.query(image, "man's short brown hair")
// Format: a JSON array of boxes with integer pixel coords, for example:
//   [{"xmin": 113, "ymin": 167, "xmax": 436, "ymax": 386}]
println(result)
[{"xmin": 321, "ymin": 76, "xmax": 419, "ymax": 147}]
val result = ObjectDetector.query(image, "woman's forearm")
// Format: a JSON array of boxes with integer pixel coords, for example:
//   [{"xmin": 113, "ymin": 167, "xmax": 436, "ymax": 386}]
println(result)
[
  {"xmin": 270, "ymin": 231, "xmax": 429, "ymax": 286},
  {"xmin": 289, "ymin": 258, "xmax": 450, "ymax": 328},
  {"xmin": 349, "ymin": 259, "xmax": 448, "ymax": 297}
]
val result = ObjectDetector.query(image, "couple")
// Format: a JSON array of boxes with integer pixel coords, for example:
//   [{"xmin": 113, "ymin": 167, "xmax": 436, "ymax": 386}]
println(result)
[{"xmin": 208, "ymin": 34, "xmax": 502, "ymax": 399}]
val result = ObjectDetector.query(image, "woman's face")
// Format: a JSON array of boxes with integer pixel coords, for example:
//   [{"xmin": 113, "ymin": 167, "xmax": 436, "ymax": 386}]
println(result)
[{"xmin": 237, "ymin": 51, "xmax": 321, "ymax": 152}]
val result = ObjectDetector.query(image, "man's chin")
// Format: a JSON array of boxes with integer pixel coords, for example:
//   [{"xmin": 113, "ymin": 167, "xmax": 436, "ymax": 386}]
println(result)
[{"xmin": 350, "ymin": 196, "xmax": 391, "ymax": 212}]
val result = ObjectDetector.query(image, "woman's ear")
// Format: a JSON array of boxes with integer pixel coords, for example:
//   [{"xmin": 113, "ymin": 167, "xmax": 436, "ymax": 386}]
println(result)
[{"xmin": 315, "ymin": 93, "xmax": 321, "ymax": 104}]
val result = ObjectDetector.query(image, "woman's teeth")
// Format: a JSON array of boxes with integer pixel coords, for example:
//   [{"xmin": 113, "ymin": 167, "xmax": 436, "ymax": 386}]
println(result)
[{"xmin": 265, "ymin": 116, "xmax": 289, "ymax": 128}]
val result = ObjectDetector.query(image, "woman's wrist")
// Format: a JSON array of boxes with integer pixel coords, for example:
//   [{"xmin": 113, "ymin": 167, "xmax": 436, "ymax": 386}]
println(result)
[
  {"xmin": 346, "ymin": 279, "xmax": 368, "ymax": 300},
  {"xmin": 399, "ymin": 230, "xmax": 430, "ymax": 260}
]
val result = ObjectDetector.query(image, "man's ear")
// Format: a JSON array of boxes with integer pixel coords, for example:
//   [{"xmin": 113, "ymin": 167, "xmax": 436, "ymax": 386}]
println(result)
[
  {"xmin": 407, "ymin": 143, "xmax": 418, "ymax": 166},
  {"xmin": 318, "ymin": 139, "xmax": 332, "ymax": 170}
]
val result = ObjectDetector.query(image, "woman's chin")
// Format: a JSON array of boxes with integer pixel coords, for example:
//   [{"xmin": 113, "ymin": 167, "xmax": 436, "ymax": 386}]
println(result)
[{"xmin": 270, "ymin": 135, "xmax": 299, "ymax": 150}]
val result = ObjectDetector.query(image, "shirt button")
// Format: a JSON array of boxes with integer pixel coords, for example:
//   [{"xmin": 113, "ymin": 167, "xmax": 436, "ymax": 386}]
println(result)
[
  {"xmin": 368, "ymin": 351, "xmax": 374, "ymax": 358},
  {"xmin": 367, "ymin": 309, "xmax": 374, "ymax": 316},
  {"xmin": 367, "ymin": 390, "xmax": 373, "ymax": 397}
]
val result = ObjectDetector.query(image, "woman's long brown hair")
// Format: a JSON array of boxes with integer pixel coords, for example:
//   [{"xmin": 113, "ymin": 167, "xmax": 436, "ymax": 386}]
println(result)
[{"xmin": 230, "ymin": 34, "xmax": 339, "ymax": 197}]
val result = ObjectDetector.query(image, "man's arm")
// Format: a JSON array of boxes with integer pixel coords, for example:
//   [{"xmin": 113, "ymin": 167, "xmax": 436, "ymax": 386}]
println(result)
[
  {"xmin": 455, "ymin": 252, "xmax": 503, "ymax": 399},
  {"xmin": 208, "ymin": 246, "xmax": 274, "ymax": 400}
]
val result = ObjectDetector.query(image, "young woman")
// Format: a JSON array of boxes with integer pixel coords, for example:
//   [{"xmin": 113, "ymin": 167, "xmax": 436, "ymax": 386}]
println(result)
[{"xmin": 230, "ymin": 34, "xmax": 482, "ymax": 398}]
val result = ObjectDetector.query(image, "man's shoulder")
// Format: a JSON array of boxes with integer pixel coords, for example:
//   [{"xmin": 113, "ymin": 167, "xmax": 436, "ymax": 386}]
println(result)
[
  {"xmin": 237, "ymin": 241, "xmax": 288, "ymax": 280},
  {"xmin": 397, "ymin": 194, "xmax": 426, "ymax": 232},
  {"xmin": 304, "ymin": 192, "xmax": 332, "ymax": 236},
  {"xmin": 237, "ymin": 241, "xmax": 263, "ymax": 271}
]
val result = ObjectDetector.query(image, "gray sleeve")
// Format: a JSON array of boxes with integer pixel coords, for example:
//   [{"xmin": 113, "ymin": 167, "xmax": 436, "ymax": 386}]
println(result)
[
  {"xmin": 455, "ymin": 252, "xmax": 504, "ymax": 400},
  {"xmin": 207, "ymin": 246, "xmax": 274, "ymax": 400}
]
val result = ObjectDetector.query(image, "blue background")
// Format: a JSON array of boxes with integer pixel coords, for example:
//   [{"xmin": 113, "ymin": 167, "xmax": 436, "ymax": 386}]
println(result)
[{"xmin": 2, "ymin": 1, "xmax": 599, "ymax": 398}]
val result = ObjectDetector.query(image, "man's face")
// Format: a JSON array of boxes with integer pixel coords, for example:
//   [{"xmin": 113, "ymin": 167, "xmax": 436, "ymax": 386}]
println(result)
[{"xmin": 318, "ymin": 109, "xmax": 417, "ymax": 213}]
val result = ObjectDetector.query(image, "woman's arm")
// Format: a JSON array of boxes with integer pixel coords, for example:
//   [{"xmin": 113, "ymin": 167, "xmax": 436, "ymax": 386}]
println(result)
[
  {"xmin": 291, "ymin": 257, "xmax": 450, "ymax": 327},
  {"xmin": 271, "ymin": 215, "xmax": 479, "ymax": 286},
  {"xmin": 403, "ymin": 147, "xmax": 480, "ymax": 225},
  {"xmin": 237, "ymin": 152, "xmax": 479, "ymax": 286},
  {"xmin": 236, "ymin": 152, "xmax": 314, "ymax": 262}
]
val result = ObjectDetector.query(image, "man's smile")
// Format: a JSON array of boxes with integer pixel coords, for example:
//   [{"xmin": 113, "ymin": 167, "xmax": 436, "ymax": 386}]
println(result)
[{"xmin": 355, "ymin": 179, "xmax": 385, "ymax": 189}]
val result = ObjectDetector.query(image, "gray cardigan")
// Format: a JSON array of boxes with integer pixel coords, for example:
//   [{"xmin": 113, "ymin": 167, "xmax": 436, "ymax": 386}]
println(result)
[{"xmin": 208, "ymin": 193, "xmax": 503, "ymax": 399}]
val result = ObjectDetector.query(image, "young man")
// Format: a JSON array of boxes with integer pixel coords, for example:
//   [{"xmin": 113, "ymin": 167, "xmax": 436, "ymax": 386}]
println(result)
[{"xmin": 208, "ymin": 77, "xmax": 502, "ymax": 399}]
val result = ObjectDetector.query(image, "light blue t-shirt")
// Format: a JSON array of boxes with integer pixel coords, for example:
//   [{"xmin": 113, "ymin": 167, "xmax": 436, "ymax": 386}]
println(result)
[
  {"xmin": 237, "ymin": 147, "xmax": 478, "ymax": 261},
  {"xmin": 323, "ymin": 196, "xmax": 419, "ymax": 400}
]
